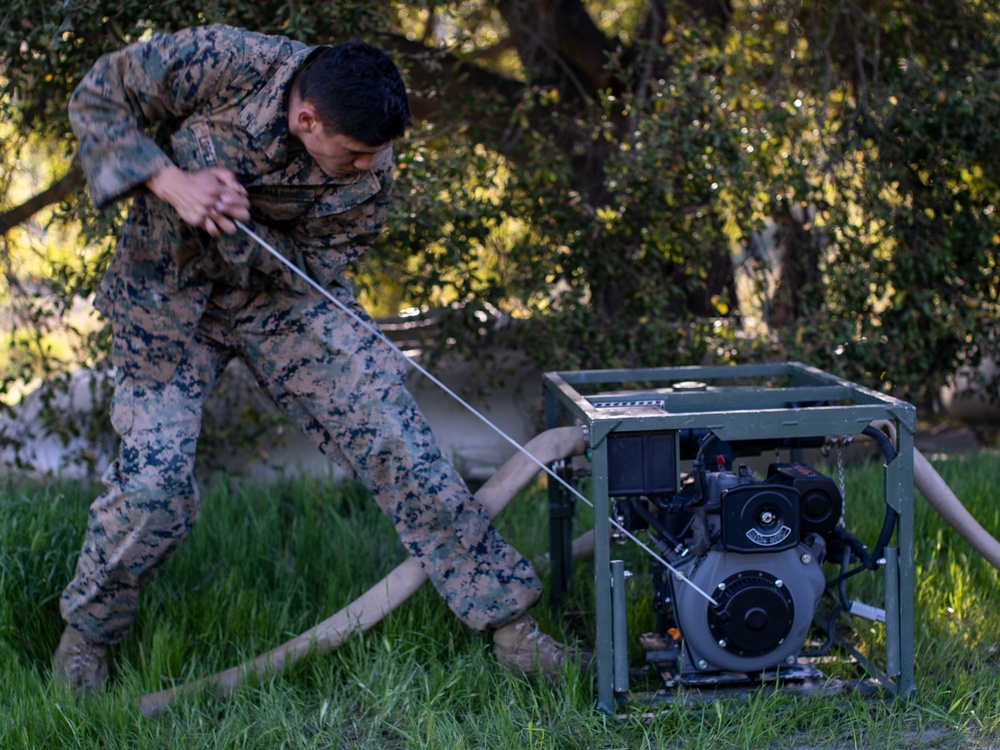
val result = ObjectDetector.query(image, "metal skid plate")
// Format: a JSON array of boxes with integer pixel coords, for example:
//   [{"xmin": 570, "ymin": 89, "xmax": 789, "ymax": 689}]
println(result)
[
  {"xmin": 639, "ymin": 633, "xmax": 825, "ymax": 691},
  {"xmin": 541, "ymin": 362, "xmax": 916, "ymax": 712},
  {"xmin": 631, "ymin": 632, "xmax": 887, "ymax": 706}
]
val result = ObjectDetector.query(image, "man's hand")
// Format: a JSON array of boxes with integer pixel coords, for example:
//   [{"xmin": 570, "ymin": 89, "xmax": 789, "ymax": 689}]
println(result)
[{"xmin": 146, "ymin": 165, "xmax": 251, "ymax": 236}]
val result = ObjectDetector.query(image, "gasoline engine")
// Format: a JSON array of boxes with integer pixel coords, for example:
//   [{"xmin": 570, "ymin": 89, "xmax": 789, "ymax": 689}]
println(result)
[{"xmin": 607, "ymin": 427, "xmax": 896, "ymax": 677}]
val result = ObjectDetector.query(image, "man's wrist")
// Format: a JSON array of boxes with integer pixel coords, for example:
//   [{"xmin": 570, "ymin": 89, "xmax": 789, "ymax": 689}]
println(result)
[{"xmin": 146, "ymin": 165, "xmax": 185, "ymax": 201}]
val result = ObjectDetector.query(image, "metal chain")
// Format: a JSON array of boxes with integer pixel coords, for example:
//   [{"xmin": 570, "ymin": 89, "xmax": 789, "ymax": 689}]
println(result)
[
  {"xmin": 837, "ymin": 440, "xmax": 846, "ymax": 527},
  {"xmin": 824, "ymin": 435, "xmax": 854, "ymax": 528},
  {"xmin": 837, "ymin": 441, "xmax": 846, "ymax": 501},
  {"xmin": 821, "ymin": 435, "xmax": 852, "ymax": 528}
]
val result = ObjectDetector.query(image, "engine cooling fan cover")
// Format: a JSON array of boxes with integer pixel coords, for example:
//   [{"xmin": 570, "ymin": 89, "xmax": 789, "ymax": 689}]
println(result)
[
  {"xmin": 673, "ymin": 543, "xmax": 826, "ymax": 674},
  {"xmin": 707, "ymin": 570, "xmax": 794, "ymax": 657}
]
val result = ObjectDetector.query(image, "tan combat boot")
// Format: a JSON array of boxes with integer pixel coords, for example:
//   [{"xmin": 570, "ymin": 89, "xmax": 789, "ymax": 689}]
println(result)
[
  {"xmin": 53, "ymin": 626, "xmax": 108, "ymax": 694},
  {"xmin": 493, "ymin": 613, "xmax": 574, "ymax": 675}
]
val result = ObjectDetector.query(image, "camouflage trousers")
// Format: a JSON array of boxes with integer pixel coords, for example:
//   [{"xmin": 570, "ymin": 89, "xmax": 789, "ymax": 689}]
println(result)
[{"xmin": 60, "ymin": 285, "xmax": 542, "ymax": 644}]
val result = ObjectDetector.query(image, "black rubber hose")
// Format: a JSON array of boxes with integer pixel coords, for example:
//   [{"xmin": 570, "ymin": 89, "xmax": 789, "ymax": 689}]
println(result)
[
  {"xmin": 691, "ymin": 431, "xmax": 720, "ymax": 505},
  {"xmin": 824, "ymin": 529, "xmax": 873, "ymax": 591},
  {"xmin": 862, "ymin": 424, "xmax": 899, "ymax": 568},
  {"xmin": 822, "ymin": 423, "xmax": 900, "ymax": 593}
]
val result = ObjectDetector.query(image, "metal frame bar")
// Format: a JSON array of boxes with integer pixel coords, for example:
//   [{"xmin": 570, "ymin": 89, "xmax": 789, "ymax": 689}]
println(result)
[{"xmin": 542, "ymin": 361, "xmax": 915, "ymax": 712}]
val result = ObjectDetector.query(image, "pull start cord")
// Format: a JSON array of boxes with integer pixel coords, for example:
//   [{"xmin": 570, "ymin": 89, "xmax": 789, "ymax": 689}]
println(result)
[{"xmin": 233, "ymin": 221, "xmax": 718, "ymax": 607}]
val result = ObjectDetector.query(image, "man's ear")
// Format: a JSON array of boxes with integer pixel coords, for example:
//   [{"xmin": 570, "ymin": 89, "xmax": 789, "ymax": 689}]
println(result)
[{"xmin": 295, "ymin": 102, "xmax": 322, "ymax": 134}]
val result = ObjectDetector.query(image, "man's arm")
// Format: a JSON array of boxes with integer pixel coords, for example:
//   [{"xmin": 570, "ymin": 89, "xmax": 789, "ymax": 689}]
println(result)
[{"xmin": 69, "ymin": 26, "xmax": 251, "ymax": 230}]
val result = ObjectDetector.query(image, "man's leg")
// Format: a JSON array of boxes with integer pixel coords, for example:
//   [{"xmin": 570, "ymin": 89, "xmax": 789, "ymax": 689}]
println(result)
[
  {"xmin": 57, "ymin": 337, "xmax": 227, "ymax": 689},
  {"xmin": 237, "ymin": 289, "xmax": 542, "ymax": 632}
]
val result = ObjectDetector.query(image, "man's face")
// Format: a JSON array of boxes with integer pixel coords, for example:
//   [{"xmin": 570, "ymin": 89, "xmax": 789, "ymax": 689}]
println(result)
[{"xmin": 300, "ymin": 126, "xmax": 391, "ymax": 180}]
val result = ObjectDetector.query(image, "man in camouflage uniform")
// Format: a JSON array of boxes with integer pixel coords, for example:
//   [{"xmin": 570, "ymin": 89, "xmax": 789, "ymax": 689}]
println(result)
[{"xmin": 55, "ymin": 24, "xmax": 568, "ymax": 693}]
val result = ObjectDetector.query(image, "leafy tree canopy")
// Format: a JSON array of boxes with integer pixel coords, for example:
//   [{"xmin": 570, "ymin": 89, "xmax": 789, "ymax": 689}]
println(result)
[{"xmin": 2, "ymin": 0, "xmax": 999, "ymax": 420}]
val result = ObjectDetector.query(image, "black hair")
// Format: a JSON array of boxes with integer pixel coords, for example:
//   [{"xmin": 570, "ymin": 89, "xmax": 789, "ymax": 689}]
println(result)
[{"xmin": 294, "ymin": 40, "xmax": 411, "ymax": 146}]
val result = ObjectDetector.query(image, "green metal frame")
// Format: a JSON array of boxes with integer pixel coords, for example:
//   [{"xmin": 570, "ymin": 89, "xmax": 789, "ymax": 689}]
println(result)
[{"xmin": 541, "ymin": 361, "xmax": 916, "ymax": 712}]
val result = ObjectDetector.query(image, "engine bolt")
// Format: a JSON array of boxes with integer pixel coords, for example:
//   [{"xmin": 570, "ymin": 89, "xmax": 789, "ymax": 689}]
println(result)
[
  {"xmin": 800, "ymin": 553, "xmax": 813, "ymax": 564},
  {"xmin": 674, "ymin": 571, "xmax": 684, "ymax": 581},
  {"xmin": 697, "ymin": 659, "xmax": 709, "ymax": 670},
  {"xmin": 760, "ymin": 511, "xmax": 775, "ymax": 524},
  {"xmin": 717, "ymin": 582, "xmax": 726, "ymax": 591},
  {"xmin": 775, "ymin": 579, "xmax": 784, "ymax": 588},
  {"xmin": 718, "ymin": 639, "xmax": 727, "ymax": 647}
]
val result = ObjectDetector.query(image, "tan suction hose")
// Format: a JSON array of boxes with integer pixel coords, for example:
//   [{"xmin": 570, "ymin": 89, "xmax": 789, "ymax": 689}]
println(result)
[
  {"xmin": 913, "ymin": 444, "xmax": 1000, "ymax": 570},
  {"xmin": 139, "ymin": 425, "xmax": 587, "ymax": 717},
  {"xmin": 872, "ymin": 420, "xmax": 1000, "ymax": 571}
]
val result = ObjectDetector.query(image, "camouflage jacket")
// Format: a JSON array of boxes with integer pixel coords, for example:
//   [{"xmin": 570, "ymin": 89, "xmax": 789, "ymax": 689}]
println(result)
[{"xmin": 69, "ymin": 25, "xmax": 395, "ymax": 386}]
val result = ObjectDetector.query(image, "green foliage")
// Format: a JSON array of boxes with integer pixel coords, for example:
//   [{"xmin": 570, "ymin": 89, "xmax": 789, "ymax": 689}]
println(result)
[
  {"xmin": 763, "ymin": 0, "xmax": 1000, "ymax": 405},
  {"xmin": 3, "ymin": 1, "xmax": 1000, "ymax": 475}
]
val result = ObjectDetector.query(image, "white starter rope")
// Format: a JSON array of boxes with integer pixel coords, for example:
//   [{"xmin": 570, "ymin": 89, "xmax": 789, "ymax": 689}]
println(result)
[{"xmin": 235, "ymin": 221, "xmax": 718, "ymax": 607}]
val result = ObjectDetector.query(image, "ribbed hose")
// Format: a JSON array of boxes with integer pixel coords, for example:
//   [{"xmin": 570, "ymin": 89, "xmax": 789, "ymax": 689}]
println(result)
[{"xmin": 139, "ymin": 425, "xmax": 587, "ymax": 717}]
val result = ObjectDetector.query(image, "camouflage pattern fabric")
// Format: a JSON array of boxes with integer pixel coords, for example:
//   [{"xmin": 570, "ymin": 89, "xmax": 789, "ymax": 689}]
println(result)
[
  {"xmin": 70, "ymin": 24, "xmax": 392, "ymax": 388},
  {"xmin": 61, "ymin": 286, "xmax": 542, "ymax": 643},
  {"xmin": 61, "ymin": 25, "xmax": 542, "ymax": 643}
]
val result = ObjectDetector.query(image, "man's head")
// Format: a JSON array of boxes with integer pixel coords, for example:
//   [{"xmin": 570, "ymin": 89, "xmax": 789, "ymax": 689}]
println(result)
[
  {"xmin": 289, "ymin": 41, "xmax": 410, "ymax": 179},
  {"xmin": 293, "ymin": 40, "xmax": 410, "ymax": 138}
]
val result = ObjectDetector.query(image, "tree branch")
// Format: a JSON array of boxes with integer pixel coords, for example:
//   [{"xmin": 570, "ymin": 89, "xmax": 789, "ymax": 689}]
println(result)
[
  {"xmin": 0, "ymin": 160, "xmax": 84, "ymax": 236},
  {"xmin": 496, "ymin": 0, "xmax": 616, "ymax": 96}
]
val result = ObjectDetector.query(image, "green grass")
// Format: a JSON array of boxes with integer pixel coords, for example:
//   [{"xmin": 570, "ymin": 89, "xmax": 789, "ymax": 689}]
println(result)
[{"xmin": 3, "ymin": 449, "xmax": 1000, "ymax": 749}]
